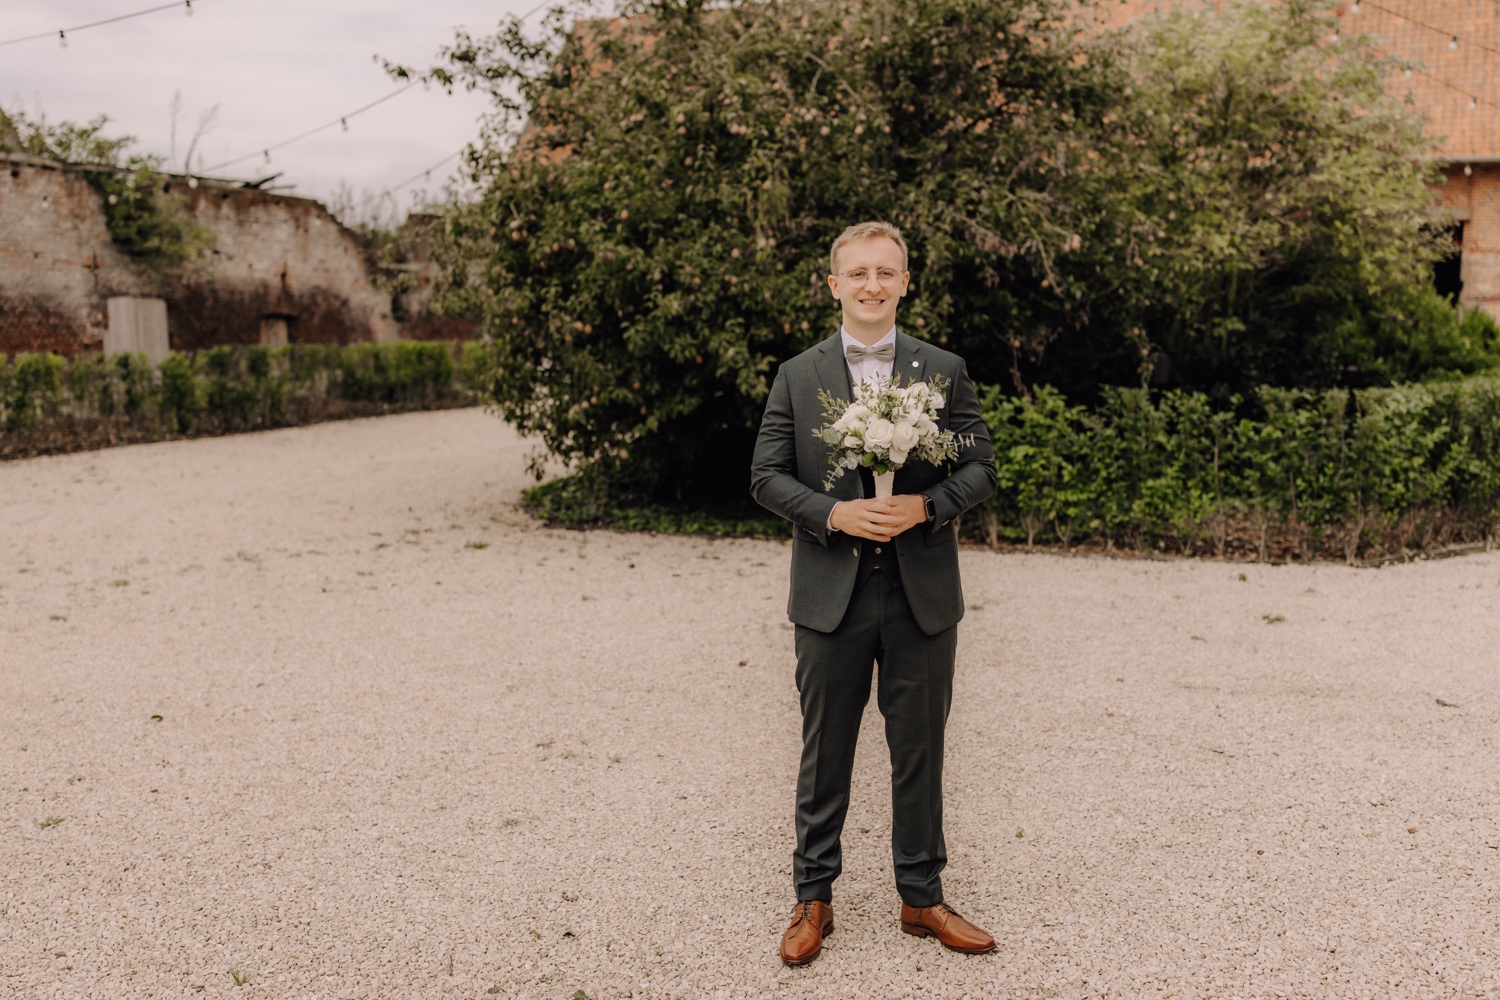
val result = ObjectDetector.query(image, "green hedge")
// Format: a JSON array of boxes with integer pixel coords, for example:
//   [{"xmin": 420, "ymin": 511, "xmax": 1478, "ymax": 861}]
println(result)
[
  {"xmin": 980, "ymin": 378, "xmax": 1500, "ymax": 563},
  {"xmin": 1, "ymin": 341, "xmax": 484, "ymax": 460}
]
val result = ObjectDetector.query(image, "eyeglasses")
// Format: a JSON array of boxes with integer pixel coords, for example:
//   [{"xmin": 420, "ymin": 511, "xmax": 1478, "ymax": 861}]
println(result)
[{"xmin": 832, "ymin": 268, "xmax": 905, "ymax": 286}]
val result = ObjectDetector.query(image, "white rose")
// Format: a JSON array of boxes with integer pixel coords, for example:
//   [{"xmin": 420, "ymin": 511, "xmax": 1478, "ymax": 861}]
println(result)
[
  {"xmin": 916, "ymin": 415, "xmax": 937, "ymax": 435},
  {"xmin": 845, "ymin": 402, "xmax": 871, "ymax": 422},
  {"xmin": 930, "ymin": 394, "xmax": 945, "ymax": 410},
  {"xmin": 889, "ymin": 448, "xmax": 908, "ymax": 466},
  {"xmin": 892, "ymin": 420, "xmax": 919, "ymax": 452},
  {"xmin": 864, "ymin": 417, "xmax": 895, "ymax": 449},
  {"xmin": 842, "ymin": 433, "xmax": 860, "ymax": 449}
]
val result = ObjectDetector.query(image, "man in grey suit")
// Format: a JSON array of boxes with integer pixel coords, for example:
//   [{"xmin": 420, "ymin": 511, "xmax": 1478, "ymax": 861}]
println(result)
[{"xmin": 750, "ymin": 221, "xmax": 998, "ymax": 966}]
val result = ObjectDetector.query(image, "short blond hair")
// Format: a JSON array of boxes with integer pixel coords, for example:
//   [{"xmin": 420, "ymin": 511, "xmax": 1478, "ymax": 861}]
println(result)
[{"xmin": 830, "ymin": 221, "xmax": 909, "ymax": 275}]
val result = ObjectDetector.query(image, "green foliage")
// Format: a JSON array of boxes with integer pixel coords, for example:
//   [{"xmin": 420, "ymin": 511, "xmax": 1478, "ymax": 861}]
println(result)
[
  {"xmin": 0, "ymin": 108, "xmax": 132, "ymax": 166},
  {"xmin": 0, "ymin": 343, "xmax": 477, "ymax": 460},
  {"xmin": 88, "ymin": 163, "xmax": 213, "ymax": 277},
  {"xmin": 406, "ymin": 0, "xmax": 1125, "ymax": 499},
  {"xmin": 1042, "ymin": 0, "xmax": 1453, "ymax": 395},
  {"xmin": 1329, "ymin": 284, "xmax": 1500, "ymax": 386},
  {"xmin": 981, "ymin": 377, "xmax": 1500, "ymax": 562},
  {"xmin": 522, "ymin": 469, "xmax": 783, "ymax": 536},
  {"xmin": 0, "ymin": 106, "xmax": 212, "ymax": 277},
  {"xmin": 404, "ymin": 0, "xmax": 1464, "ymax": 506}
]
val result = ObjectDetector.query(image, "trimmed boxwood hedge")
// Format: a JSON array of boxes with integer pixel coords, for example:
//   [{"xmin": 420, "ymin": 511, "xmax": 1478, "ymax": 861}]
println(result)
[
  {"xmin": 0, "ymin": 341, "xmax": 485, "ymax": 460},
  {"xmin": 980, "ymin": 378, "xmax": 1500, "ymax": 563}
]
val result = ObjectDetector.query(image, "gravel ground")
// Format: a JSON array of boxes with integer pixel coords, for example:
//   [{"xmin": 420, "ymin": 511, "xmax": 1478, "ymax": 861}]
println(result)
[{"xmin": 3, "ymin": 407, "xmax": 1499, "ymax": 1000}]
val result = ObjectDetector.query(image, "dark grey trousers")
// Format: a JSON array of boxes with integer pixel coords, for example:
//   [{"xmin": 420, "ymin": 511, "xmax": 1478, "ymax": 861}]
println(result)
[{"xmin": 792, "ymin": 574, "xmax": 957, "ymax": 908}]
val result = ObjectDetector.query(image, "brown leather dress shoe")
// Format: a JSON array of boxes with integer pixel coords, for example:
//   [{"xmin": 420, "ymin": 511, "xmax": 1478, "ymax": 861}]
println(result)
[
  {"xmin": 900, "ymin": 901, "xmax": 996, "ymax": 954},
  {"xmin": 780, "ymin": 900, "xmax": 834, "ymax": 966}
]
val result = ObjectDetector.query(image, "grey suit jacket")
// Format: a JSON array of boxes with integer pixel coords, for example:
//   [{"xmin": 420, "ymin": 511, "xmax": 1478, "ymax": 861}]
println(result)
[{"xmin": 750, "ymin": 330, "xmax": 997, "ymax": 635}]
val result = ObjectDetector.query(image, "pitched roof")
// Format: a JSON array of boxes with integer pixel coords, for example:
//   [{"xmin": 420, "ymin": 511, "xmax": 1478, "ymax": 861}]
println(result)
[{"xmin": 1097, "ymin": 0, "xmax": 1500, "ymax": 160}]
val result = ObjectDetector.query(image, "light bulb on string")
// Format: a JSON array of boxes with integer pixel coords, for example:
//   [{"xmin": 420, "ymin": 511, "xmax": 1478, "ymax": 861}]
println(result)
[
  {"xmin": 1404, "ymin": 68, "xmax": 1414, "ymax": 78},
  {"xmin": 263, "ymin": 150, "xmax": 272, "ymax": 165},
  {"xmin": 1349, "ymin": 2, "xmax": 1359, "ymax": 12},
  {"xmin": 58, "ymin": 30, "xmax": 67, "ymax": 48},
  {"xmin": 1465, "ymin": 164, "xmax": 1474, "ymax": 177},
  {"xmin": 1470, "ymin": 99, "xmax": 1479, "ymax": 111},
  {"xmin": 341, "ymin": 118, "xmax": 349, "ymax": 132},
  {"xmin": 1450, "ymin": 37, "xmax": 1459, "ymax": 52},
  {"xmin": 185, "ymin": 0, "xmax": 193, "ymax": 16}
]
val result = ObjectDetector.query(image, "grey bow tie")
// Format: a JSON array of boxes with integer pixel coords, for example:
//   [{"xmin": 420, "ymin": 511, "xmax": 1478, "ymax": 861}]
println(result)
[{"xmin": 845, "ymin": 342, "xmax": 895, "ymax": 365}]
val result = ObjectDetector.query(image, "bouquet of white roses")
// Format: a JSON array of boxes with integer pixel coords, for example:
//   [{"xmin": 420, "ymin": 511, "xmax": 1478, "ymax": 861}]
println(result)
[{"xmin": 813, "ymin": 374, "xmax": 964, "ymax": 496}]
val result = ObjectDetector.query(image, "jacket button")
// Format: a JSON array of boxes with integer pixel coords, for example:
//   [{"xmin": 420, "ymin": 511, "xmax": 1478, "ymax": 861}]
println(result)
[
  {"xmin": 874, "ymin": 546, "xmax": 882, "ymax": 554},
  {"xmin": 852, "ymin": 546, "xmax": 859, "ymax": 557}
]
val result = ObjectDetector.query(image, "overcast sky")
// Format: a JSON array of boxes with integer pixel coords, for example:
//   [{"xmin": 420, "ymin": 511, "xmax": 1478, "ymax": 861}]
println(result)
[{"xmin": 2, "ymin": 0, "xmax": 574, "ymax": 219}]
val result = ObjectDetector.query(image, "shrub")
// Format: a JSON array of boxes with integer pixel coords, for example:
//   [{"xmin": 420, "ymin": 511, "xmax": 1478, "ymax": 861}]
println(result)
[
  {"xmin": 0, "ymin": 343, "xmax": 476, "ymax": 460},
  {"xmin": 978, "ymin": 377, "xmax": 1500, "ymax": 563}
]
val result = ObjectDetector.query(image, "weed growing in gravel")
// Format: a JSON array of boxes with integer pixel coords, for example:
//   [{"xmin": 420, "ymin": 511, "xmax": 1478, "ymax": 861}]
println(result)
[
  {"xmin": 465, "ymin": 541, "xmax": 490, "ymax": 550},
  {"xmin": 49, "ymin": 614, "xmax": 66, "ymax": 621},
  {"xmin": 609, "ymin": 755, "xmax": 622, "ymax": 764},
  {"xmin": 229, "ymin": 969, "xmax": 247, "ymax": 987},
  {"xmin": 36, "ymin": 815, "xmax": 63, "ymax": 829},
  {"xmin": 111, "ymin": 579, "xmax": 128, "ymax": 587},
  {"xmin": 1262, "ymin": 613, "xmax": 1287, "ymax": 624}
]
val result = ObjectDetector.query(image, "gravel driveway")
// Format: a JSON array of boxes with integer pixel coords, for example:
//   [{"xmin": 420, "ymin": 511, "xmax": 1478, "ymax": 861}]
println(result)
[{"xmin": 3, "ymin": 408, "xmax": 1498, "ymax": 999}]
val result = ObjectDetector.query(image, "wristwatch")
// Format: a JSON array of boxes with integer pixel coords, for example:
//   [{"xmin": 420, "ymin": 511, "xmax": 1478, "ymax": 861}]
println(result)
[{"xmin": 919, "ymin": 493, "xmax": 936, "ymax": 523}]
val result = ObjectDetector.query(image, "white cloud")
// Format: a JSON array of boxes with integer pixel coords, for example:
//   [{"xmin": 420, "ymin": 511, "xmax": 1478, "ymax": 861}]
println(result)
[{"xmin": 2, "ymin": 0, "xmax": 564, "ymax": 209}]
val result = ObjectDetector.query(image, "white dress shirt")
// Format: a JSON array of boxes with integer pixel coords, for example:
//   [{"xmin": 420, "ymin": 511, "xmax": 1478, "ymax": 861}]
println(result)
[{"xmin": 828, "ymin": 326, "xmax": 898, "ymax": 530}]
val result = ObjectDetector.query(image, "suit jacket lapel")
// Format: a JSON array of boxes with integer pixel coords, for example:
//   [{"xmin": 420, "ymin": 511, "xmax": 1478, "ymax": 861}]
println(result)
[
  {"xmin": 892, "ymin": 331, "xmax": 929, "ymax": 496},
  {"xmin": 893, "ymin": 329, "xmax": 927, "ymax": 388},
  {"xmin": 813, "ymin": 334, "xmax": 852, "ymax": 402}
]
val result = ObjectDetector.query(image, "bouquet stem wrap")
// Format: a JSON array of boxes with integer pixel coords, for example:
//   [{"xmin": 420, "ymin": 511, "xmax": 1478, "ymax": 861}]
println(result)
[{"xmin": 873, "ymin": 469, "xmax": 896, "ymax": 499}]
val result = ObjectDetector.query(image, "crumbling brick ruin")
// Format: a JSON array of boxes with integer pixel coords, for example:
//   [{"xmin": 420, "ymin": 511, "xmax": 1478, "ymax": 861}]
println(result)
[{"xmin": 0, "ymin": 151, "xmax": 469, "ymax": 356}]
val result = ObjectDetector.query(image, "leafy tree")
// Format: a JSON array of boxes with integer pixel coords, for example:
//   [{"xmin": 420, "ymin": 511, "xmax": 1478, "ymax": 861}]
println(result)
[
  {"xmin": 1040, "ymin": 0, "xmax": 1477, "ymax": 396},
  {"xmin": 399, "ymin": 0, "xmax": 1127, "ymax": 500},
  {"xmin": 402, "ymin": 0, "xmax": 1472, "ymax": 505}
]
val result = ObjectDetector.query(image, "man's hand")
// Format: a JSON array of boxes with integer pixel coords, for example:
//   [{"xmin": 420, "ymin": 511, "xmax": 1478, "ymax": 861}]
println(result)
[{"xmin": 830, "ymin": 495, "xmax": 928, "ymax": 542}]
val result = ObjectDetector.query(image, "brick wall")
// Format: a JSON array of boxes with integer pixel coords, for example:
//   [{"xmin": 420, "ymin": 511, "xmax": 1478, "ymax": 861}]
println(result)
[
  {"xmin": 1433, "ymin": 165, "xmax": 1500, "ymax": 315},
  {"xmin": 0, "ymin": 152, "xmax": 467, "ymax": 355}
]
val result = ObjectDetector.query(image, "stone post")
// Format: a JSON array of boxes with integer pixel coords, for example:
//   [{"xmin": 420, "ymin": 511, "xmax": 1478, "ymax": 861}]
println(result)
[{"xmin": 104, "ymin": 297, "xmax": 170, "ymax": 364}]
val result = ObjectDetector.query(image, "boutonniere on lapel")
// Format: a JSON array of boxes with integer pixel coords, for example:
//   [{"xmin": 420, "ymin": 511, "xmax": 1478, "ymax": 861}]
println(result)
[{"xmin": 812, "ymin": 374, "xmax": 971, "ymax": 497}]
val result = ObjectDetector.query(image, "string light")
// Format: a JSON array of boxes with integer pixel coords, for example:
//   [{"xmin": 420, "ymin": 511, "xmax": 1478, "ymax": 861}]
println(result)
[
  {"xmin": 1358, "ymin": 3, "xmax": 1500, "ymax": 62},
  {"xmin": 198, "ymin": 82, "xmax": 419, "ymax": 174},
  {"xmin": 1465, "ymin": 164, "xmax": 1474, "ymax": 176},
  {"xmin": 1402, "ymin": 64, "xmax": 1497, "ymax": 117},
  {"xmin": 385, "ymin": 150, "xmax": 465, "ymax": 196},
  {"xmin": 1, "ymin": 1, "xmax": 201, "ymax": 49}
]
